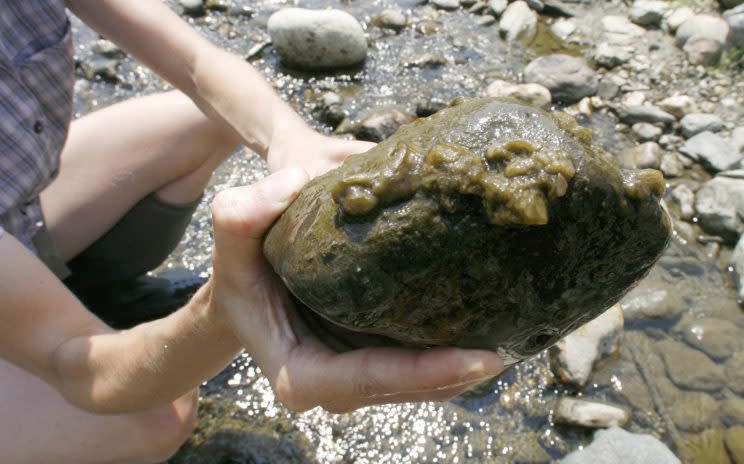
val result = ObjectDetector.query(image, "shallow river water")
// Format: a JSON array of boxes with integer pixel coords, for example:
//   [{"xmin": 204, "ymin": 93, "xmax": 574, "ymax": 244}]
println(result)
[{"xmin": 69, "ymin": 1, "xmax": 744, "ymax": 462}]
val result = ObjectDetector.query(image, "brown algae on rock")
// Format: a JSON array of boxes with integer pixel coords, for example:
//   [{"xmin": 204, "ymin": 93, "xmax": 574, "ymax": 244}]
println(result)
[{"xmin": 264, "ymin": 98, "xmax": 670, "ymax": 363}]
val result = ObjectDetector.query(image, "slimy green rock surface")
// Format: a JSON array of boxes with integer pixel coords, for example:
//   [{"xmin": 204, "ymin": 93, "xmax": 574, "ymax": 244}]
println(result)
[{"xmin": 264, "ymin": 98, "xmax": 670, "ymax": 363}]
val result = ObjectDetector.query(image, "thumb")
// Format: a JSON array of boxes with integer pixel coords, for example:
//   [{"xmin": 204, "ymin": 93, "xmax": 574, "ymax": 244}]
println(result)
[{"xmin": 211, "ymin": 168, "xmax": 308, "ymax": 278}]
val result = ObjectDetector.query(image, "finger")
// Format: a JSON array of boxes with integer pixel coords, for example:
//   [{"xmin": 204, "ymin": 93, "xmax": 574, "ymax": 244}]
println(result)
[
  {"xmin": 324, "ymin": 378, "xmax": 490, "ymax": 413},
  {"xmin": 211, "ymin": 168, "xmax": 308, "ymax": 278},
  {"xmin": 275, "ymin": 345, "xmax": 503, "ymax": 412}
]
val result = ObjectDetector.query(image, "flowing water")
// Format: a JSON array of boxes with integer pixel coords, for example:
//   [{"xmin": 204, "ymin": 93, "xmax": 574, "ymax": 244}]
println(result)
[{"xmin": 69, "ymin": 1, "xmax": 744, "ymax": 462}]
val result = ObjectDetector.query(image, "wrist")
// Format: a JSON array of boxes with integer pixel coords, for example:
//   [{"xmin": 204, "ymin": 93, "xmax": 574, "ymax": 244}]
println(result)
[{"xmin": 192, "ymin": 278, "xmax": 240, "ymax": 347}]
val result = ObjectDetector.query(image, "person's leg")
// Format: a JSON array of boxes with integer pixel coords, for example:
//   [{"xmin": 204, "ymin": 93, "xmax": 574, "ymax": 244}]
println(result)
[
  {"xmin": 0, "ymin": 357, "xmax": 198, "ymax": 464},
  {"xmin": 41, "ymin": 90, "xmax": 242, "ymax": 262}
]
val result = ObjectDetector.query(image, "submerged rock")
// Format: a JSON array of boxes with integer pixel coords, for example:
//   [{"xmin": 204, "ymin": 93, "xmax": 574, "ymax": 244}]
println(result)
[
  {"xmin": 554, "ymin": 397, "xmax": 630, "ymax": 428},
  {"xmin": 264, "ymin": 98, "xmax": 670, "ymax": 361},
  {"xmin": 562, "ymin": 427, "xmax": 680, "ymax": 464}
]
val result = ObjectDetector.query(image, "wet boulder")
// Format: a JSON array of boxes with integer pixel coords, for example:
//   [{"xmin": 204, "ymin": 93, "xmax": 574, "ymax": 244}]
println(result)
[{"xmin": 264, "ymin": 98, "xmax": 670, "ymax": 363}]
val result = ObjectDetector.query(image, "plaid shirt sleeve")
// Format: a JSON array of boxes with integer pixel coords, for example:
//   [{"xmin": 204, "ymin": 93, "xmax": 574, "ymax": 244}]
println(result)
[{"xmin": 0, "ymin": 0, "xmax": 73, "ymax": 251}]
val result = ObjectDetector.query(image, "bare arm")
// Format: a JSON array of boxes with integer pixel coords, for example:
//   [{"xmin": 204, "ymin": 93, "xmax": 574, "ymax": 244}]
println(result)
[
  {"xmin": 65, "ymin": 0, "xmax": 312, "ymax": 165},
  {"xmin": 0, "ymin": 233, "xmax": 241, "ymax": 414}
]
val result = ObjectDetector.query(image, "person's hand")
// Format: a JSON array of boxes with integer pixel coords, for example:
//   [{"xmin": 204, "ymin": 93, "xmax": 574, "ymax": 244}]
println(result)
[
  {"xmin": 266, "ymin": 127, "xmax": 375, "ymax": 178},
  {"xmin": 208, "ymin": 168, "xmax": 505, "ymax": 413}
]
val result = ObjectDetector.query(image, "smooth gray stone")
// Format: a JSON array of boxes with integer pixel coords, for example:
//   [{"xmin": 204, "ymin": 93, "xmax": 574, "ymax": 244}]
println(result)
[
  {"xmin": 561, "ymin": 427, "xmax": 680, "ymax": 464},
  {"xmin": 524, "ymin": 54, "xmax": 598, "ymax": 103},
  {"xmin": 680, "ymin": 113, "xmax": 723, "ymax": 138},
  {"xmin": 680, "ymin": 131, "xmax": 742, "ymax": 172},
  {"xmin": 675, "ymin": 14, "xmax": 730, "ymax": 46},
  {"xmin": 617, "ymin": 105, "xmax": 675, "ymax": 125},
  {"xmin": 695, "ymin": 175, "xmax": 744, "ymax": 242},
  {"xmin": 267, "ymin": 8, "xmax": 367, "ymax": 70}
]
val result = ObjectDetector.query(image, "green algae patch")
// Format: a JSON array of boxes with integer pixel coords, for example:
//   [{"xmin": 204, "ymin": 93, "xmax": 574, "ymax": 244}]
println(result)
[{"xmin": 264, "ymin": 98, "xmax": 670, "ymax": 363}]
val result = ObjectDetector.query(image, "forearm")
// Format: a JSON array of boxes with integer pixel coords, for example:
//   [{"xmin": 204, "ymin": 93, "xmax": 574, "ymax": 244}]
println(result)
[
  {"xmin": 51, "ymin": 281, "xmax": 242, "ymax": 414},
  {"xmin": 189, "ymin": 46, "xmax": 313, "ymax": 157},
  {"xmin": 67, "ymin": 0, "xmax": 313, "ymax": 160}
]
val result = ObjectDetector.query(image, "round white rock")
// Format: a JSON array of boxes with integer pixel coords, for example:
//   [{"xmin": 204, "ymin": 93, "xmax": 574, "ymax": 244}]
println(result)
[{"xmin": 268, "ymin": 8, "xmax": 368, "ymax": 70}]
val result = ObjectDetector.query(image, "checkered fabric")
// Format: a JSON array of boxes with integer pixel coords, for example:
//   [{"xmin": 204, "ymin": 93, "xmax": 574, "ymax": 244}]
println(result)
[{"xmin": 0, "ymin": 0, "xmax": 73, "ymax": 252}]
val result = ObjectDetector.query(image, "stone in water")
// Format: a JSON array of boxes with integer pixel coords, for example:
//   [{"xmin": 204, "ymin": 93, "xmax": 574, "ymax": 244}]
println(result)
[{"xmin": 264, "ymin": 98, "xmax": 670, "ymax": 363}]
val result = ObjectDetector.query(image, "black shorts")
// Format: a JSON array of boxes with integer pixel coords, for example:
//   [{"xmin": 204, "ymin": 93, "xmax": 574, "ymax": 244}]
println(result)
[{"xmin": 34, "ymin": 194, "xmax": 200, "ymax": 286}]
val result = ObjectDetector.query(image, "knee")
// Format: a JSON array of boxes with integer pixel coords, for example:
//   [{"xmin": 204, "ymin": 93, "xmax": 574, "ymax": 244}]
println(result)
[{"xmin": 136, "ymin": 389, "xmax": 199, "ymax": 463}]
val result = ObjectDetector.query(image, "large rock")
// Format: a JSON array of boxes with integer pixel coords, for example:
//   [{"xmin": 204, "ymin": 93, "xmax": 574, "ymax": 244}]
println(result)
[
  {"xmin": 732, "ymin": 127, "xmax": 744, "ymax": 154},
  {"xmin": 264, "ymin": 99, "xmax": 670, "ymax": 358},
  {"xmin": 562, "ymin": 427, "xmax": 680, "ymax": 464},
  {"xmin": 524, "ymin": 54, "xmax": 598, "ymax": 103},
  {"xmin": 694, "ymin": 175, "xmax": 744, "ymax": 242},
  {"xmin": 549, "ymin": 305, "xmax": 623, "ymax": 387},
  {"xmin": 680, "ymin": 113, "xmax": 724, "ymax": 138},
  {"xmin": 680, "ymin": 131, "xmax": 743, "ymax": 173},
  {"xmin": 657, "ymin": 339, "xmax": 725, "ymax": 391},
  {"xmin": 486, "ymin": 80, "xmax": 551, "ymax": 108},
  {"xmin": 675, "ymin": 14, "xmax": 730, "ymax": 46},
  {"xmin": 733, "ymin": 237, "xmax": 744, "ymax": 305},
  {"xmin": 353, "ymin": 109, "xmax": 416, "ymax": 143},
  {"xmin": 726, "ymin": 5, "xmax": 744, "ymax": 48},
  {"xmin": 554, "ymin": 398, "xmax": 630, "ymax": 428},
  {"xmin": 499, "ymin": 1, "xmax": 538, "ymax": 42},
  {"xmin": 267, "ymin": 8, "xmax": 367, "ymax": 70}
]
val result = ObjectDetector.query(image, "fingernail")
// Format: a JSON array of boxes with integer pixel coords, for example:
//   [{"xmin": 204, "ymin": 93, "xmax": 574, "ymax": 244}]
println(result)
[
  {"xmin": 461, "ymin": 358, "xmax": 503, "ymax": 383},
  {"xmin": 266, "ymin": 168, "xmax": 308, "ymax": 205}
]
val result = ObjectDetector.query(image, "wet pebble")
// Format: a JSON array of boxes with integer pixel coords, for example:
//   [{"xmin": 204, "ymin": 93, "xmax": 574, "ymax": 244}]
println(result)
[
  {"xmin": 632, "ymin": 123, "xmax": 662, "ymax": 142},
  {"xmin": 92, "ymin": 39, "xmax": 124, "ymax": 59},
  {"xmin": 488, "ymin": 0, "xmax": 508, "ymax": 16},
  {"xmin": 658, "ymin": 95, "xmax": 698, "ymax": 119},
  {"xmin": 549, "ymin": 305, "xmax": 623, "ymax": 388},
  {"xmin": 679, "ymin": 131, "xmax": 743, "ymax": 173},
  {"xmin": 353, "ymin": 109, "xmax": 416, "ymax": 142},
  {"xmin": 627, "ymin": 141, "xmax": 662, "ymax": 169},
  {"xmin": 524, "ymin": 54, "xmax": 598, "ymax": 103},
  {"xmin": 602, "ymin": 15, "xmax": 646, "ymax": 44},
  {"xmin": 680, "ymin": 113, "xmax": 724, "ymax": 138},
  {"xmin": 670, "ymin": 184, "xmax": 696, "ymax": 220},
  {"xmin": 267, "ymin": 8, "xmax": 367, "ymax": 70},
  {"xmin": 374, "ymin": 9, "xmax": 408, "ymax": 31},
  {"xmin": 562, "ymin": 427, "xmax": 680, "ymax": 464},
  {"xmin": 660, "ymin": 152, "xmax": 685, "ymax": 177},
  {"xmin": 658, "ymin": 338, "xmax": 725, "ymax": 391},
  {"xmin": 498, "ymin": 1, "xmax": 538, "ymax": 42},
  {"xmin": 695, "ymin": 175, "xmax": 744, "ymax": 243},
  {"xmin": 485, "ymin": 79, "xmax": 551, "ymax": 107},
  {"xmin": 684, "ymin": 36, "xmax": 723, "ymax": 66},
  {"xmin": 620, "ymin": 287, "xmax": 682, "ymax": 320},
  {"xmin": 593, "ymin": 43, "xmax": 631, "ymax": 69},
  {"xmin": 617, "ymin": 105, "xmax": 675, "ymax": 125},
  {"xmin": 629, "ymin": 0, "xmax": 667, "ymax": 27},
  {"xmin": 551, "ymin": 18, "xmax": 577, "ymax": 39},
  {"xmin": 432, "ymin": 0, "xmax": 460, "ymax": 10},
  {"xmin": 675, "ymin": 14, "xmax": 730, "ymax": 47},
  {"xmin": 180, "ymin": 0, "xmax": 205, "ymax": 16},
  {"xmin": 312, "ymin": 92, "xmax": 346, "ymax": 128},
  {"xmin": 554, "ymin": 397, "xmax": 630, "ymax": 429},
  {"xmin": 665, "ymin": 7, "xmax": 695, "ymax": 32}
]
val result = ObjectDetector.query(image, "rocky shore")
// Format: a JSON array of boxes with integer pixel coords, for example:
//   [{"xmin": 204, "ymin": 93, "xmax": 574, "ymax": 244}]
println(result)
[{"xmin": 69, "ymin": 0, "xmax": 744, "ymax": 462}]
